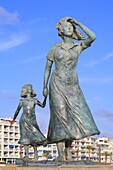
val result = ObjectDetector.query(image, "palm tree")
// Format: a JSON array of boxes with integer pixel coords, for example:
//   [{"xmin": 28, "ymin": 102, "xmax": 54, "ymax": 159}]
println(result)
[
  {"xmin": 43, "ymin": 151, "xmax": 51, "ymax": 160},
  {"xmin": 75, "ymin": 149, "xmax": 81, "ymax": 160},
  {"xmin": 71, "ymin": 149, "xmax": 81, "ymax": 160},
  {"xmin": 86, "ymin": 145, "xmax": 93, "ymax": 160},
  {"xmin": 102, "ymin": 151, "xmax": 111, "ymax": 163}
]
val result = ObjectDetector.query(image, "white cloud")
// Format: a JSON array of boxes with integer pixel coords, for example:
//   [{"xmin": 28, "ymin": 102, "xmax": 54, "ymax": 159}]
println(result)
[
  {"xmin": 90, "ymin": 96, "xmax": 104, "ymax": 102},
  {"xmin": 98, "ymin": 131, "xmax": 113, "ymax": 138},
  {"xmin": 0, "ymin": 33, "xmax": 29, "ymax": 51},
  {"xmin": 26, "ymin": 17, "xmax": 47, "ymax": 25},
  {"xmin": 94, "ymin": 109, "xmax": 113, "ymax": 118},
  {"xmin": 0, "ymin": 6, "xmax": 19, "ymax": 25},
  {"xmin": 85, "ymin": 52, "xmax": 113, "ymax": 67},
  {"xmin": 18, "ymin": 55, "xmax": 45, "ymax": 64},
  {"xmin": 105, "ymin": 53, "xmax": 113, "ymax": 59},
  {"xmin": 1, "ymin": 90, "xmax": 18, "ymax": 99},
  {"xmin": 80, "ymin": 77, "xmax": 113, "ymax": 84}
]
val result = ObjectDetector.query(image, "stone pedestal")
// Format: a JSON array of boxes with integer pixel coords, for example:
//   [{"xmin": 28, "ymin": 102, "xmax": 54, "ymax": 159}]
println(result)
[
  {"xmin": 1, "ymin": 160, "xmax": 113, "ymax": 170},
  {"xmin": 1, "ymin": 165, "xmax": 113, "ymax": 170}
]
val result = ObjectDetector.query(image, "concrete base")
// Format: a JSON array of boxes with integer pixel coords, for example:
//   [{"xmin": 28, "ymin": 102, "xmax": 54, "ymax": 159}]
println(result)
[
  {"xmin": 1, "ymin": 161, "xmax": 113, "ymax": 170},
  {"xmin": 0, "ymin": 165, "xmax": 113, "ymax": 170},
  {"xmin": 15, "ymin": 159, "xmax": 96, "ymax": 167}
]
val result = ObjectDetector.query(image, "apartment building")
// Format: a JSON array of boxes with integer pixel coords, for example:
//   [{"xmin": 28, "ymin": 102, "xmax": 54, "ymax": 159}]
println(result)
[
  {"xmin": 0, "ymin": 117, "xmax": 20, "ymax": 164},
  {"xmin": 0, "ymin": 117, "xmax": 113, "ymax": 163},
  {"xmin": 96, "ymin": 137, "xmax": 113, "ymax": 162},
  {"xmin": 71, "ymin": 136, "xmax": 113, "ymax": 163},
  {"xmin": 71, "ymin": 137, "xmax": 97, "ymax": 161}
]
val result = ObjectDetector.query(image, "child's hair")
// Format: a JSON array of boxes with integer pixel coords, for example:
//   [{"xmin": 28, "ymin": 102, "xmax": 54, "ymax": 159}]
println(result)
[{"xmin": 21, "ymin": 84, "xmax": 36, "ymax": 97}]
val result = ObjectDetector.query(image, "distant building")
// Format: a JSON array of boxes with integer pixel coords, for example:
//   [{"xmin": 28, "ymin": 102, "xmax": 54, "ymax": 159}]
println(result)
[{"xmin": 0, "ymin": 117, "xmax": 20, "ymax": 164}]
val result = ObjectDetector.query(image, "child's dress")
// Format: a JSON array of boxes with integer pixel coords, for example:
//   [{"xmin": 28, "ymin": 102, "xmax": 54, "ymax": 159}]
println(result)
[{"xmin": 16, "ymin": 98, "xmax": 46, "ymax": 145}]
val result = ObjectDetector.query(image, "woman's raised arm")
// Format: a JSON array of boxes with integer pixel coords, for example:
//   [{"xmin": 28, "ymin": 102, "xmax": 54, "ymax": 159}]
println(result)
[{"xmin": 68, "ymin": 18, "xmax": 96, "ymax": 47}]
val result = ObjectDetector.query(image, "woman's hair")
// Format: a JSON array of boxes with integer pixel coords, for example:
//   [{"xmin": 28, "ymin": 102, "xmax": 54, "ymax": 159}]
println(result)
[
  {"xmin": 21, "ymin": 84, "xmax": 36, "ymax": 97},
  {"xmin": 56, "ymin": 17, "xmax": 86, "ymax": 40}
]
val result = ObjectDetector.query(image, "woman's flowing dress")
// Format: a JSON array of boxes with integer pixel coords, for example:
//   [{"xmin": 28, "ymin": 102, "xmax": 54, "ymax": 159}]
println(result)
[{"xmin": 47, "ymin": 41, "xmax": 100, "ymax": 143}]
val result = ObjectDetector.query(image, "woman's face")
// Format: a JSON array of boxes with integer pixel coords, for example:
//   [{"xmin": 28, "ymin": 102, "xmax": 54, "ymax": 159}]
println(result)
[{"xmin": 62, "ymin": 21, "xmax": 73, "ymax": 37}]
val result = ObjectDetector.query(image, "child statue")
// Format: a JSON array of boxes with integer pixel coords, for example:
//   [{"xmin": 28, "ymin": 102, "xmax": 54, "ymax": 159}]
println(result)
[{"xmin": 10, "ymin": 84, "xmax": 47, "ymax": 161}]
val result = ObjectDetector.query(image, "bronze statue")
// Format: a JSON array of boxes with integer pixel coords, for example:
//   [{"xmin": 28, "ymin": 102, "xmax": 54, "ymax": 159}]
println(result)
[
  {"xmin": 43, "ymin": 17, "xmax": 100, "ymax": 161},
  {"xmin": 10, "ymin": 84, "xmax": 47, "ymax": 161}
]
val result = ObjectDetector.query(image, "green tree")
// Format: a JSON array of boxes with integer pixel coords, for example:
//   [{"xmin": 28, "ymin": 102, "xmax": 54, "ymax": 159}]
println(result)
[
  {"xmin": 86, "ymin": 145, "xmax": 93, "ymax": 160},
  {"xmin": 43, "ymin": 151, "xmax": 51, "ymax": 160},
  {"xmin": 71, "ymin": 149, "xmax": 80, "ymax": 160},
  {"xmin": 102, "ymin": 151, "xmax": 111, "ymax": 163}
]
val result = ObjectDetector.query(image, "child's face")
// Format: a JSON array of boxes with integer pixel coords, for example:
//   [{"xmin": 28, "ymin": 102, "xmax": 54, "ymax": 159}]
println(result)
[
  {"xmin": 21, "ymin": 87, "xmax": 27, "ymax": 95},
  {"xmin": 27, "ymin": 86, "xmax": 32, "ymax": 93}
]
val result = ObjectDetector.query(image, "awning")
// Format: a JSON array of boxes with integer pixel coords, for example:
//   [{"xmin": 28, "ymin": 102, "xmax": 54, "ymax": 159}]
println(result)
[
  {"xmin": 81, "ymin": 156, "xmax": 86, "ymax": 159},
  {"xmin": 48, "ymin": 156, "xmax": 53, "ymax": 159},
  {"xmin": 4, "ymin": 151, "xmax": 8, "ymax": 154},
  {"xmin": 9, "ymin": 145, "xmax": 14, "ymax": 148},
  {"xmin": 43, "ymin": 150, "xmax": 48, "ymax": 153},
  {"xmin": 29, "ymin": 152, "xmax": 33, "ymax": 154},
  {"xmin": 72, "ymin": 156, "xmax": 76, "ymax": 159}
]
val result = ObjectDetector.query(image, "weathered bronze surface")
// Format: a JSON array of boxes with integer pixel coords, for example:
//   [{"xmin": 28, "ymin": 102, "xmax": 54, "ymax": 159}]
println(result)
[
  {"xmin": 43, "ymin": 17, "xmax": 100, "ymax": 161},
  {"xmin": 11, "ymin": 84, "xmax": 47, "ymax": 161}
]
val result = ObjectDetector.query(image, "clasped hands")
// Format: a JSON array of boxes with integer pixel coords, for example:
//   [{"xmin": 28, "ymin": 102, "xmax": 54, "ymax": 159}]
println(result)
[{"xmin": 43, "ymin": 87, "xmax": 48, "ymax": 97}]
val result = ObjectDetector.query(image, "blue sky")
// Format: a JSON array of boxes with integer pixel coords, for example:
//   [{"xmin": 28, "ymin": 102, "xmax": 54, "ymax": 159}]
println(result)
[{"xmin": 0, "ymin": 0, "xmax": 113, "ymax": 138}]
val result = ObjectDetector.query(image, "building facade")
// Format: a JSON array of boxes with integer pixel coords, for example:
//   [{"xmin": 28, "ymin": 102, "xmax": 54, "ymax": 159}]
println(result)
[
  {"xmin": 0, "ymin": 118, "xmax": 20, "ymax": 164},
  {"xmin": 71, "ymin": 136, "xmax": 113, "ymax": 163}
]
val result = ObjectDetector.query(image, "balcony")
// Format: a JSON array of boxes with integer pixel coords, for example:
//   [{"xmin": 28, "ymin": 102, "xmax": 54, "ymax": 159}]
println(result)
[
  {"xmin": 4, "ymin": 147, "xmax": 8, "ymax": 151},
  {"xmin": 4, "ymin": 126, "xmax": 9, "ymax": 131},
  {"xmin": 9, "ymin": 140, "xmax": 14, "ymax": 144},
  {"xmin": 9, "ymin": 127, "xmax": 14, "ymax": 131},
  {"xmin": 15, "ymin": 147, "xmax": 19, "ymax": 151},
  {"xmin": 4, "ymin": 139, "xmax": 8, "ymax": 144},
  {"xmin": 0, "ymin": 125, "xmax": 2, "ymax": 130},
  {"xmin": 4, "ymin": 151, "xmax": 8, "ymax": 157},
  {"xmin": 15, "ymin": 127, "xmax": 19, "ymax": 132},
  {"xmin": 4, "ymin": 134, "xmax": 8, "ymax": 137},
  {"xmin": 14, "ymin": 155, "xmax": 20, "ymax": 158},
  {"xmin": 9, "ymin": 154, "xmax": 14, "ymax": 158},
  {"xmin": 15, "ymin": 134, "xmax": 19, "ymax": 138}
]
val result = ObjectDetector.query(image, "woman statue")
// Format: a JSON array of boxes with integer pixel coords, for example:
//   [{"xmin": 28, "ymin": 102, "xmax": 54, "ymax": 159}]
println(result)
[
  {"xmin": 43, "ymin": 17, "xmax": 100, "ymax": 161},
  {"xmin": 10, "ymin": 84, "xmax": 47, "ymax": 161}
]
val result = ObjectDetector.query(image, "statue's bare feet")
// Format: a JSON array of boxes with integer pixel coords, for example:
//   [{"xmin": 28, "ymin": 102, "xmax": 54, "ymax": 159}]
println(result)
[
  {"xmin": 43, "ymin": 140, "xmax": 48, "ymax": 147},
  {"xmin": 23, "ymin": 156, "xmax": 30, "ymax": 161},
  {"xmin": 66, "ymin": 157, "xmax": 73, "ymax": 161},
  {"xmin": 34, "ymin": 158, "xmax": 38, "ymax": 162},
  {"xmin": 53, "ymin": 156, "xmax": 64, "ymax": 162}
]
